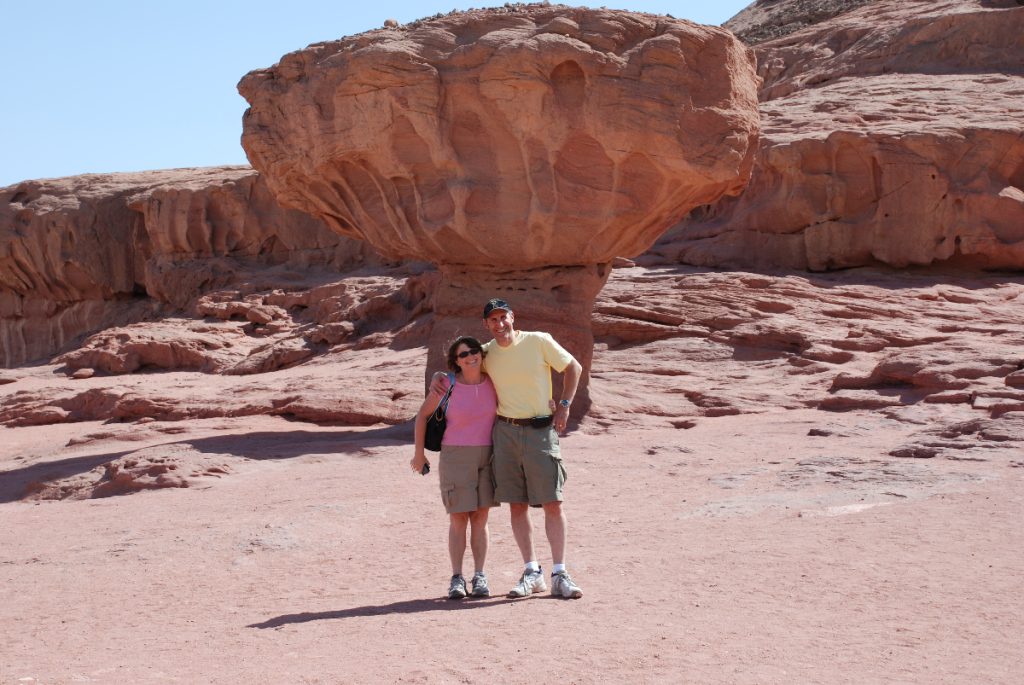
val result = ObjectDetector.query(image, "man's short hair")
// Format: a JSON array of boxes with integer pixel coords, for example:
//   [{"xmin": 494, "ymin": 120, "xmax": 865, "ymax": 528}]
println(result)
[{"xmin": 483, "ymin": 298, "xmax": 512, "ymax": 318}]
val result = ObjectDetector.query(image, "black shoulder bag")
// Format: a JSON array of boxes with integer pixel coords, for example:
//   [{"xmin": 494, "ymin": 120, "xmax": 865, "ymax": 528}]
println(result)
[{"xmin": 424, "ymin": 373, "xmax": 455, "ymax": 452}]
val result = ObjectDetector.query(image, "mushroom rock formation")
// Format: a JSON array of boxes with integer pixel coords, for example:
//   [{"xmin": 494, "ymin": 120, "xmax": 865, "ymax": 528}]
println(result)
[
  {"xmin": 650, "ymin": 0, "xmax": 1024, "ymax": 271},
  {"xmin": 238, "ymin": 4, "xmax": 761, "ymax": 406},
  {"xmin": 1, "ymin": 167, "xmax": 377, "ymax": 367}
]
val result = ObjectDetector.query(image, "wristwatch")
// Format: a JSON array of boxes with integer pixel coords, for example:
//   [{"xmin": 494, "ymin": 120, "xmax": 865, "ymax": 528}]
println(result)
[{"xmin": 558, "ymin": 399, "xmax": 570, "ymax": 408}]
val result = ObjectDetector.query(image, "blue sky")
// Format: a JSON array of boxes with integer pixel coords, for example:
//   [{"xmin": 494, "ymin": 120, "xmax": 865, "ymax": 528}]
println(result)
[{"xmin": 2, "ymin": 1, "xmax": 751, "ymax": 187}]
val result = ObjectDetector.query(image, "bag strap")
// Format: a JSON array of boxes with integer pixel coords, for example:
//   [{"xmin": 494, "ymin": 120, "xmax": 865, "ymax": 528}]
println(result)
[{"xmin": 433, "ymin": 372, "xmax": 455, "ymax": 417}]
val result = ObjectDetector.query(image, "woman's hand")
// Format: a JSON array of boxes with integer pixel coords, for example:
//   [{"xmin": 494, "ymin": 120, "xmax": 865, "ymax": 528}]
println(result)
[{"xmin": 411, "ymin": 452, "xmax": 429, "ymax": 475}]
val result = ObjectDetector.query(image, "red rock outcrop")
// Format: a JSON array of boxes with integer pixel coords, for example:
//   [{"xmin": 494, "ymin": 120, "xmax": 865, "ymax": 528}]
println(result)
[
  {"xmin": 724, "ymin": 0, "xmax": 876, "ymax": 45},
  {"xmin": 239, "ymin": 5, "xmax": 759, "ymax": 268},
  {"xmin": 1, "ymin": 167, "xmax": 381, "ymax": 367},
  {"xmin": 650, "ymin": 0, "xmax": 1024, "ymax": 271},
  {"xmin": 54, "ymin": 268, "xmax": 436, "ymax": 377},
  {"xmin": 586, "ymin": 263, "xmax": 1024, "ymax": 466},
  {"xmin": 239, "ymin": 4, "xmax": 761, "ymax": 405},
  {"xmin": 25, "ymin": 448, "xmax": 234, "ymax": 501},
  {"xmin": 5, "ymin": 262, "xmax": 1023, "ymax": 468}
]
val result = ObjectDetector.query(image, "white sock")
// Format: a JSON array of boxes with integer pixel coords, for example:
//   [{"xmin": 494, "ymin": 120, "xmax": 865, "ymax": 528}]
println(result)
[
  {"xmin": 525, "ymin": 561, "xmax": 540, "ymax": 573},
  {"xmin": 552, "ymin": 563, "xmax": 566, "ymax": 574}
]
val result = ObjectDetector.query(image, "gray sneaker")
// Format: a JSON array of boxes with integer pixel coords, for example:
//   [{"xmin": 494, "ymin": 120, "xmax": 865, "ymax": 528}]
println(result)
[
  {"xmin": 551, "ymin": 570, "xmax": 583, "ymax": 599},
  {"xmin": 448, "ymin": 574, "xmax": 467, "ymax": 600},
  {"xmin": 470, "ymin": 571, "xmax": 490, "ymax": 597},
  {"xmin": 507, "ymin": 568, "xmax": 547, "ymax": 598}
]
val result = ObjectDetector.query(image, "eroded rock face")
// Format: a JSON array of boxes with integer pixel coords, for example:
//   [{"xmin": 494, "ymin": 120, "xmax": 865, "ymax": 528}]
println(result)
[
  {"xmin": 5, "ymin": 263, "xmax": 1024, "ymax": 470},
  {"xmin": 238, "ymin": 5, "xmax": 759, "ymax": 268},
  {"xmin": 653, "ymin": 0, "xmax": 1024, "ymax": 271},
  {"xmin": 723, "ymin": 0, "xmax": 875, "ymax": 46},
  {"xmin": 1, "ymin": 167, "xmax": 380, "ymax": 366},
  {"xmin": 587, "ymin": 263, "xmax": 1024, "ymax": 467},
  {"xmin": 239, "ymin": 4, "xmax": 760, "ymax": 405},
  {"xmin": 53, "ymin": 269, "xmax": 436, "ymax": 378}
]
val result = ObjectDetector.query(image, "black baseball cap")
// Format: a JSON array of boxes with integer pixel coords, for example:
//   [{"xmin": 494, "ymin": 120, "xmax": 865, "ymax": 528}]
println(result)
[{"xmin": 483, "ymin": 298, "xmax": 512, "ymax": 318}]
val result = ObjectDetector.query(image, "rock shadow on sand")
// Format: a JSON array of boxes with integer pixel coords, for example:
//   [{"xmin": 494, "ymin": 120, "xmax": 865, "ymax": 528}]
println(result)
[
  {"xmin": 183, "ymin": 424, "xmax": 413, "ymax": 460},
  {"xmin": 1, "ymin": 424, "xmax": 414, "ymax": 503},
  {"xmin": 0, "ymin": 450, "xmax": 137, "ymax": 504}
]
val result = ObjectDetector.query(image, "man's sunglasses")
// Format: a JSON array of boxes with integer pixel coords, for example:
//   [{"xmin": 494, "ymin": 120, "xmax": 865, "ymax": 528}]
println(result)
[{"xmin": 457, "ymin": 349, "xmax": 482, "ymax": 359}]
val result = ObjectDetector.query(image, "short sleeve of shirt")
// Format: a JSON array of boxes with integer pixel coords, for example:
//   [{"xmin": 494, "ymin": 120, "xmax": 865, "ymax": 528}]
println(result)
[{"xmin": 537, "ymin": 332, "xmax": 572, "ymax": 373}]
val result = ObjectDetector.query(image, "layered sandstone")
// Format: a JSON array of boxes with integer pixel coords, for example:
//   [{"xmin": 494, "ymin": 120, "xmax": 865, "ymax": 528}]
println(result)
[
  {"xmin": 239, "ymin": 4, "xmax": 761, "ymax": 406},
  {"xmin": 723, "ymin": 0, "xmax": 876, "ymax": 45},
  {"xmin": 0, "ymin": 168, "xmax": 380, "ymax": 366},
  {"xmin": 5, "ymin": 262, "xmax": 1024, "ymax": 465},
  {"xmin": 53, "ymin": 269, "xmax": 436, "ymax": 378},
  {"xmin": 651, "ymin": 0, "xmax": 1024, "ymax": 271}
]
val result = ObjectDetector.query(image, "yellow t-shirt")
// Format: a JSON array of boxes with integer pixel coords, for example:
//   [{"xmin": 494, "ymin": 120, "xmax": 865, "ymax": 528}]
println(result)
[{"xmin": 482, "ymin": 331, "xmax": 573, "ymax": 419}]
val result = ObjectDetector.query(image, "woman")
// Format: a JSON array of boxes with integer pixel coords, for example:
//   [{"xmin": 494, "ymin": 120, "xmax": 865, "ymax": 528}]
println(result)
[{"xmin": 411, "ymin": 336, "xmax": 499, "ymax": 600}]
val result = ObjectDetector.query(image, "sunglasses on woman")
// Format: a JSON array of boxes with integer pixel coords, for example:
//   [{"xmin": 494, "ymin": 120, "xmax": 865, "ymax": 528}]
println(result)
[{"xmin": 457, "ymin": 349, "xmax": 481, "ymax": 359}]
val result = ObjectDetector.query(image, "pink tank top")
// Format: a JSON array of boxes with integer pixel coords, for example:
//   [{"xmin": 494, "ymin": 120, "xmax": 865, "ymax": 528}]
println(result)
[{"xmin": 442, "ymin": 376, "xmax": 498, "ymax": 447}]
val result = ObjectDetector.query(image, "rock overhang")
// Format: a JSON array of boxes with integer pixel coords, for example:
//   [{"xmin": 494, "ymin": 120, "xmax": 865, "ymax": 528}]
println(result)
[{"xmin": 238, "ymin": 4, "xmax": 761, "ymax": 269}]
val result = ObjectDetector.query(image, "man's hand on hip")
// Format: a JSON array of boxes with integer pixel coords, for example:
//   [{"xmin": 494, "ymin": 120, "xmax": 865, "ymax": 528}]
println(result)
[{"xmin": 553, "ymin": 403, "xmax": 570, "ymax": 434}]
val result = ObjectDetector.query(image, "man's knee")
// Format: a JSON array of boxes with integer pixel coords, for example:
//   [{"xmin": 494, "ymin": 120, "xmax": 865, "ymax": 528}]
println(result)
[
  {"xmin": 509, "ymin": 502, "xmax": 529, "ymax": 518},
  {"xmin": 542, "ymin": 501, "xmax": 563, "ymax": 517}
]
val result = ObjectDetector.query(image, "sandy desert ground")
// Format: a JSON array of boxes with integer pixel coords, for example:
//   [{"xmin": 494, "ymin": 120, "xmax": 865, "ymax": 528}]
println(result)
[{"xmin": 3, "ymin": 264, "xmax": 1023, "ymax": 684}]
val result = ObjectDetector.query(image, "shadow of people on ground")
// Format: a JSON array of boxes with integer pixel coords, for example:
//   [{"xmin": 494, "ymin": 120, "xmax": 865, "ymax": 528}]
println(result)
[{"xmin": 248, "ymin": 595, "xmax": 526, "ymax": 628}]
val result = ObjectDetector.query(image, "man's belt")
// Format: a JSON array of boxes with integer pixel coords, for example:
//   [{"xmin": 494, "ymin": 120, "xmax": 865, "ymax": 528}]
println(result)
[{"xmin": 497, "ymin": 415, "xmax": 554, "ymax": 428}]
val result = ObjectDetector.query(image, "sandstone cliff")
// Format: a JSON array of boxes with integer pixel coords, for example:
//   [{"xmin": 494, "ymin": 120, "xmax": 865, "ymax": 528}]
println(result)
[
  {"xmin": 651, "ymin": 0, "xmax": 1024, "ymax": 271},
  {"xmin": 0, "ymin": 167, "xmax": 381, "ymax": 366}
]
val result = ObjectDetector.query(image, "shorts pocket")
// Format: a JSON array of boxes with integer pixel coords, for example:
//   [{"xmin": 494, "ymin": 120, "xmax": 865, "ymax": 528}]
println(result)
[
  {"xmin": 539, "ymin": 430, "xmax": 560, "ymax": 455},
  {"xmin": 551, "ymin": 454, "xmax": 567, "ymax": 488},
  {"xmin": 441, "ymin": 488, "xmax": 455, "ymax": 510}
]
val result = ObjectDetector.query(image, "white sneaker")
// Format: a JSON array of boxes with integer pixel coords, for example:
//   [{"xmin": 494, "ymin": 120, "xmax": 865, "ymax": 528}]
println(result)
[
  {"xmin": 550, "ymin": 570, "xmax": 583, "ymax": 599},
  {"xmin": 507, "ymin": 568, "xmax": 547, "ymax": 598}
]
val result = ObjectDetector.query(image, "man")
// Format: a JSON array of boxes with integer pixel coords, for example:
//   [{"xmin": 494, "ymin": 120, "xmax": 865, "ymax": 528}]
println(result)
[{"xmin": 436, "ymin": 298, "xmax": 584, "ymax": 599}]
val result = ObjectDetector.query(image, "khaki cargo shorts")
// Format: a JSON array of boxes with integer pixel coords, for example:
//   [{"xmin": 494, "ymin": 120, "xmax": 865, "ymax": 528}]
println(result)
[
  {"xmin": 492, "ymin": 421, "xmax": 566, "ymax": 506},
  {"xmin": 438, "ymin": 445, "xmax": 498, "ymax": 514}
]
